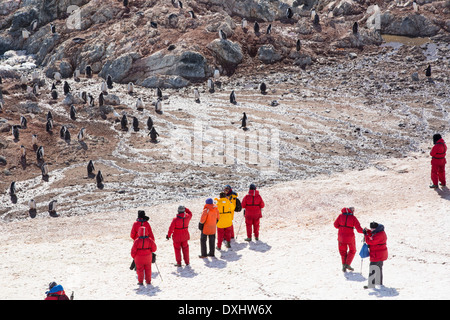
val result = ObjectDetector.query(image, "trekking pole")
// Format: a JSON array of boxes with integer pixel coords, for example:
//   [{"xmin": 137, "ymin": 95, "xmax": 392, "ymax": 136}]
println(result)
[
  {"xmin": 235, "ymin": 209, "xmax": 245, "ymax": 240},
  {"xmin": 154, "ymin": 260, "xmax": 163, "ymax": 282}
]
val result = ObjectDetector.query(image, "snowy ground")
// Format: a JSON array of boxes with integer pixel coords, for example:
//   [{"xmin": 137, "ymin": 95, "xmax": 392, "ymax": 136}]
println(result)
[{"xmin": 0, "ymin": 135, "xmax": 449, "ymax": 300}]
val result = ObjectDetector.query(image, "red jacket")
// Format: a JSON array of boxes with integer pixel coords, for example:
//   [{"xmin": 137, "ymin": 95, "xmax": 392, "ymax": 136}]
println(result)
[
  {"xmin": 333, "ymin": 208, "xmax": 363, "ymax": 243},
  {"xmin": 430, "ymin": 138, "xmax": 447, "ymax": 166},
  {"xmin": 167, "ymin": 208, "xmax": 192, "ymax": 242},
  {"xmin": 131, "ymin": 227, "xmax": 157, "ymax": 259},
  {"xmin": 364, "ymin": 225, "xmax": 388, "ymax": 262},
  {"xmin": 130, "ymin": 219, "xmax": 155, "ymax": 241},
  {"xmin": 242, "ymin": 190, "xmax": 265, "ymax": 219}
]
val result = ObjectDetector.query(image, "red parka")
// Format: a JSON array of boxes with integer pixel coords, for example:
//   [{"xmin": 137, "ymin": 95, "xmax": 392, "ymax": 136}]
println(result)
[
  {"xmin": 242, "ymin": 189, "xmax": 265, "ymax": 219},
  {"xmin": 131, "ymin": 227, "xmax": 157, "ymax": 259},
  {"xmin": 167, "ymin": 208, "xmax": 192, "ymax": 243},
  {"xmin": 430, "ymin": 138, "xmax": 447, "ymax": 166},
  {"xmin": 333, "ymin": 208, "xmax": 364, "ymax": 243},
  {"xmin": 130, "ymin": 218, "xmax": 155, "ymax": 241},
  {"xmin": 364, "ymin": 225, "xmax": 388, "ymax": 262}
]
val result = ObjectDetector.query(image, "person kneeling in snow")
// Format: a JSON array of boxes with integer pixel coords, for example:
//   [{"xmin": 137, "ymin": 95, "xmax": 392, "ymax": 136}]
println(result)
[
  {"xmin": 131, "ymin": 226, "xmax": 157, "ymax": 285},
  {"xmin": 333, "ymin": 207, "xmax": 364, "ymax": 272},
  {"xmin": 167, "ymin": 206, "xmax": 192, "ymax": 267}
]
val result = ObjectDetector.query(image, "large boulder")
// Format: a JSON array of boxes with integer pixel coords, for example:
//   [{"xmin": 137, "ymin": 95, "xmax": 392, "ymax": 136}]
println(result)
[
  {"xmin": 99, "ymin": 52, "xmax": 141, "ymax": 83},
  {"xmin": 207, "ymin": 39, "xmax": 243, "ymax": 73},
  {"xmin": 381, "ymin": 12, "xmax": 441, "ymax": 37}
]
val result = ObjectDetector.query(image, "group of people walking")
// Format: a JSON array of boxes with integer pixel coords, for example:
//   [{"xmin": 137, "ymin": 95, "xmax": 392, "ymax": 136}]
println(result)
[{"xmin": 129, "ymin": 184, "xmax": 265, "ymax": 286}]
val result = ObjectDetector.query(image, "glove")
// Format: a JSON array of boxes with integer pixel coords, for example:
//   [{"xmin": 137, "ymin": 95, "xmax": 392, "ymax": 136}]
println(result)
[{"xmin": 166, "ymin": 235, "xmax": 170, "ymax": 240}]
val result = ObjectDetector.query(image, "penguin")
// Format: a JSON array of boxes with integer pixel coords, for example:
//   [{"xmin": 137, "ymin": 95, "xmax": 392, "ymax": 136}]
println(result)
[
  {"xmin": 20, "ymin": 145, "xmax": 26, "ymax": 159},
  {"xmin": 156, "ymin": 87, "xmax": 162, "ymax": 100},
  {"xmin": 286, "ymin": 7, "xmax": 293, "ymax": 19},
  {"xmin": 242, "ymin": 18, "xmax": 248, "ymax": 29},
  {"xmin": 87, "ymin": 160, "xmax": 95, "ymax": 177},
  {"xmin": 194, "ymin": 88, "xmax": 200, "ymax": 103},
  {"xmin": 50, "ymin": 23, "xmax": 56, "ymax": 34},
  {"xmin": 150, "ymin": 21, "xmax": 158, "ymax": 28},
  {"xmin": 168, "ymin": 44, "xmax": 176, "ymax": 51},
  {"xmin": 51, "ymin": 82, "xmax": 57, "ymax": 91},
  {"xmin": 31, "ymin": 19, "xmax": 38, "ymax": 31},
  {"xmin": 96, "ymin": 170, "xmax": 104, "ymax": 188},
  {"xmin": 85, "ymin": 65, "xmax": 92, "ymax": 78},
  {"xmin": 47, "ymin": 111, "xmax": 53, "ymax": 122},
  {"xmin": 155, "ymin": 99, "xmax": 162, "ymax": 113},
  {"xmin": 266, "ymin": 24, "xmax": 272, "ymax": 35},
  {"xmin": 88, "ymin": 93, "xmax": 94, "ymax": 107},
  {"xmin": 240, "ymin": 112, "xmax": 247, "ymax": 129},
  {"xmin": 36, "ymin": 146, "xmax": 44, "ymax": 162},
  {"xmin": 70, "ymin": 105, "xmax": 76, "ymax": 120},
  {"xmin": 123, "ymin": 0, "xmax": 129, "ymax": 7},
  {"xmin": 10, "ymin": 181, "xmax": 16, "ymax": 196},
  {"xmin": 136, "ymin": 97, "xmax": 144, "ymax": 110},
  {"xmin": 296, "ymin": 39, "xmax": 301, "ymax": 52},
  {"xmin": 121, "ymin": 114, "xmax": 128, "ymax": 131},
  {"xmin": 254, "ymin": 21, "xmax": 260, "ymax": 35},
  {"xmin": 219, "ymin": 29, "xmax": 227, "ymax": 40},
  {"xmin": 80, "ymin": 91, "xmax": 87, "ymax": 104},
  {"xmin": 77, "ymin": 128, "xmax": 86, "ymax": 141},
  {"xmin": 107, "ymin": 75, "xmax": 113, "ymax": 89},
  {"xmin": 313, "ymin": 13, "xmax": 320, "ymax": 26},
  {"xmin": 60, "ymin": 125, "xmax": 67, "ymax": 139},
  {"xmin": 413, "ymin": 1, "xmax": 418, "ymax": 12},
  {"xmin": 188, "ymin": 11, "xmax": 196, "ymax": 19},
  {"xmin": 147, "ymin": 116, "xmax": 153, "ymax": 130},
  {"xmin": 63, "ymin": 81, "xmax": 71, "ymax": 95},
  {"xmin": 29, "ymin": 199, "xmax": 37, "ymax": 218},
  {"xmin": 64, "ymin": 128, "xmax": 71, "ymax": 141},
  {"xmin": 48, "ymin": 200, "xmax": 58, "ymax": 217},
  {"xmin": 32, "ymin": 134, "xmax": 38, "ymax": 147},
  {"xmin": 0, "ymin": 101, "xmax": 3, "ymax": 113},
  {"xmin": 311, "ymin": 9, "xmax": 316, "ymax": 20},
  {"xmin": 46, "ymin": 118, "xmax": 53, "ymax": 133},
  {"xmin": 213, "ymin": 69, "xmax": 220, "ymax": 80},
  {"xmin": 353, "ymin": 21, "xmax": 358, "ymax": 35},
  {"xmin": 32, "ymin": 83, "xmax": 40, "ymax": 96},
  {"xmin": 425, "ymin": 64, "xmax": 431, "ymax": 77},
  {"xmin": 12, "ymin": 125, "xmax": 19, "ymax": 140},
  {"xmin": 99, "ymin": 92, "xmax": 104, "ymax": 107},
  {"xmin": 51, "ymin": 89, "xmax": 58, "ymax": 100},
  {"xmin": 20, "ymin": 115, "xmax": 27, "ymax": 128},
  {"xmin": 101, "ymin": 81, "xmax": 108, "ymax": 94},
  {"xmin": 132, "ymin": 117, "xmax": 139, "ymax": 132},
  {"xmin": 149, "ymin": 127, "xmax": 159, "ymax": 142},
  {"xmin": 208, "ymin": 78, "xmax": 215, "ymax": 93},
  {"xmin": 260, "ymin": 82, "xmax": 267, "ymax": 95},
  {"xmin": 230, "ymin": 90, "xmax": 237, "ymax": 105},
  {"xmin": 41, "ymin": 162, "xmax": 49, "ymax": 178},
  {"xmin": 127, "ymin": 82, "xmax": 134, "ymax": 94}
]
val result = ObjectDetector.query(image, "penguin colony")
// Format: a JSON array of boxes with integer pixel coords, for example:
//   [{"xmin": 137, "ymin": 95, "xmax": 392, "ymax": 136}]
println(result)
[{"xmin": 0, "ymin": 2, "xmax": 435, "ymax": 220}]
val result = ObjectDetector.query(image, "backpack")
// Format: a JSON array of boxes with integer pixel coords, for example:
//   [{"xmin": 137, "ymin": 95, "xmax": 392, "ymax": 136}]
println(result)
[{"xmin": 234, "ymin": 198, "xmax": 242, "ymax": 212}]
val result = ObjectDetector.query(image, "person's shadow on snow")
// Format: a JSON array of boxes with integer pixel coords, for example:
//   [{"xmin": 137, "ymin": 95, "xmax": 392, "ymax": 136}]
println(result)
[
  {"xmin": 249, "ymin": 240, "xmax": 271, "ymax": 253},
  {"xmin": 434, "ymin": 186, "xmax": 450, "ymax": 201}
]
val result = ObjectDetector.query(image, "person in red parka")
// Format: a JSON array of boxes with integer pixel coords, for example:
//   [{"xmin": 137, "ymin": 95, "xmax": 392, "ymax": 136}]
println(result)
[
  {"xmin": 131, "ymin": 226, "xmax": 157, "ymax": 285},
  {"xmin": 430, "ymin": 133, "xmax": 447, "ymax": 188},
  {"xmin": 44, "ymin": 282, "xmax": 70, "ymax": 300},
  {"xmin": 241, "ymin": 184, "xmax": 265, "ymax": 241},
  {"xmin": 364, "ymin": 222, "xmax": 388, "ymax": 288},
  {"xmin": 333, "ymin": 207, "xmax": 364, "ymax": 272},
  {"xmin": 130, "ymin": 210, "xmax": 155, "ymax": 271},
  {"xmin": 166, "ymin": 206, "xmax": 192, "ymax": 267}
]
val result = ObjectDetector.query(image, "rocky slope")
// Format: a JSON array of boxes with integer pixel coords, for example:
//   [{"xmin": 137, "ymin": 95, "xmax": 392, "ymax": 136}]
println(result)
[{"xmin": 0, "ymin": 0, "xmax": 449, "ymax": 221}]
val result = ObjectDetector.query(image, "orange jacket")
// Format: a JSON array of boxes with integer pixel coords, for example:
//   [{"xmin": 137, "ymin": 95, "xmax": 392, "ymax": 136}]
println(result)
[{"xmin": 200, "ymin": 204, "xmax": 220, "ymax": 235}]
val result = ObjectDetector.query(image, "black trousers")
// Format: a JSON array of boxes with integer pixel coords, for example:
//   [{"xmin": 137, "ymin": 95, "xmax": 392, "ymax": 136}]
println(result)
[{"xmin": 200, "ymin": 233, "xmax": 216, "ymax": 256}]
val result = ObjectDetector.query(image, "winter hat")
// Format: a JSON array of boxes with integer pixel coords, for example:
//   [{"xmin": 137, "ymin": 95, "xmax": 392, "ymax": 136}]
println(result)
[
  {"xmin": 206, "ymin": 198, "xmax": 213, "ymax": 204},
  {"xmin": 341, "ymin": 207, "xmax": 353, "ymax": 214},
  {"xmin": 178, "ymin": 205, "xmax": 185, "ymax": 213},
  {"xmin": 433, "ymin": 133, "xmax": 442, "ymax": 144},
  {"xmin": 249, "ymin": 183, "xmax": 256, "ymax": 190},
  {"xmin": 138, "ymin": 210, "xmax": 146, "ymax": 218},
  {"xmin": 370, "ymin": 222, "xmax": 379, "ymax": 229}
]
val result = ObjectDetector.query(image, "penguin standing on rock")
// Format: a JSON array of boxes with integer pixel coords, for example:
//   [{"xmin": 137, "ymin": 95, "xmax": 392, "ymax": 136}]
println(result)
[
  {"xmin": 107, "ymin": 75, "xmax": 113, "ymax": 89},
  {"xmin": 63, "ymin": 81, "xmax": 71, "ymax": 95}
]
